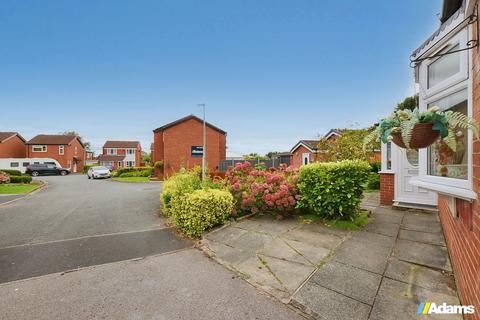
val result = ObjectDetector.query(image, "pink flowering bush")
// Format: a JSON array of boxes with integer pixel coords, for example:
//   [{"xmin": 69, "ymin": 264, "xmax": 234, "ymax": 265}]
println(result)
[
  {"xmin": 0, "ymin": 171, "xmax": 10, "ymax": 184},
  {"xmin": 226, "ymin": 162, "xmax": 300, "ymax": 217}
]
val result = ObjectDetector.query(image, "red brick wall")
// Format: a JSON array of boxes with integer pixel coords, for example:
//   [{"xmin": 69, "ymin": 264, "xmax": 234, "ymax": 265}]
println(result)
[
  {"xmin": 291, "ymin": 146, "xmax": 315, "ymax": 168},
  {"xmin": 435, "ymin": 18, "xmax": 480, "ymax": 318},
  {"xmin": 380, "ymin": 173, "xmax": 394, "ymax": 205},
  {"xmin": 0, "ymin": 135, "xmax": 26, "ymax": 158},
  {"xmin": 27, "ymin": 138, "xmax": 85, "ymax": 173},
  {"xmin": 153, "ymin": 118, "xmax": 226, "ymax": 177}
]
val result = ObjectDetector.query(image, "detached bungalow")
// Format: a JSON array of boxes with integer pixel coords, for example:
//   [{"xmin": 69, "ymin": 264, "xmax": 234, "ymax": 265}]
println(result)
[
  {"xmin": 26, "ymin": 134, "xmax": 85, "ymax": 173},
  {"xmin": 0, "ymin": 132, "xmax": 26, "ymax": 158}
]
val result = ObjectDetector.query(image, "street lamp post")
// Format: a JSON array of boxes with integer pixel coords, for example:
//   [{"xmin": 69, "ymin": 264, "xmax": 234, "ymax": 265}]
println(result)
[{"xmin": 198, "ymin": 104, "xmax": 206, "ymax": 181}]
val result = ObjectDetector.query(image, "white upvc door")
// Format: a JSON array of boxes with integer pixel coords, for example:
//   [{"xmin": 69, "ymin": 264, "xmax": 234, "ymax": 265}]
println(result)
[{"xmin": 395, "ymin": 147, "xmax": 437, "ymax": 206}]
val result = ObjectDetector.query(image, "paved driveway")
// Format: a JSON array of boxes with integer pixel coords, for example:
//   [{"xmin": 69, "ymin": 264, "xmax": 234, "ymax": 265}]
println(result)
[{"xmin": 0, "ymin": 175, "xmax": 190, "ymax": 283}]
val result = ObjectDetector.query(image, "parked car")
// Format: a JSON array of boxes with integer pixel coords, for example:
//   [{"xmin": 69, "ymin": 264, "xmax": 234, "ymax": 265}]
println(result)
[
  {"xmin": 26, "ymin": 164, "xmax": 70, "ymax": 176},
  {"xmin": 87, "ymin": 166, "xmax": 112, "ymax": 179}
]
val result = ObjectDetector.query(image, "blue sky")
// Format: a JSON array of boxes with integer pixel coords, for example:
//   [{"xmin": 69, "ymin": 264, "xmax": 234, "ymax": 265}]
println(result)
[{"xmin": 0, "ymin": 0, "xmax": 442, "ymax": 155}]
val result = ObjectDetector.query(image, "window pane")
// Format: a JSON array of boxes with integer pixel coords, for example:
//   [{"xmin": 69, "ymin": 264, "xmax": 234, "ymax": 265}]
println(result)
[
  {"xmin": 386, "ymin": 142, "xmax": 392, "ymax": 170},
  {"xmin": 428, "ymin": 44, "xmax": 460, "ymax": 88},
  {"xmin": 428, "ymin": 89, "xmax": 468, "ymax": 179}
]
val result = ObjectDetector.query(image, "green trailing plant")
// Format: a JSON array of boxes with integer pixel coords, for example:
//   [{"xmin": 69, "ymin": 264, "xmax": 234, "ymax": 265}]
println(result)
[
  {"xmin": 364, "ymin": 107, "xmax": 479, "ymax": 150},
  {"xmin": 154, "ymin": 161, "xmax": 164, "ymax": 169}
]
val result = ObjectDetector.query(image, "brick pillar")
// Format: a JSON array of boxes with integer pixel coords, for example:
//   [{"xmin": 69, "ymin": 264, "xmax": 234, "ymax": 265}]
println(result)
[{"xmin": 380, "ymin": 173, "xmax": 394, "ymax": 205}]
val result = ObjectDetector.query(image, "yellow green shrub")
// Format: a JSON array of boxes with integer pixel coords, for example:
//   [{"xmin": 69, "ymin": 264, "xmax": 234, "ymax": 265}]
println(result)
[{"xmin": 169, "ymin": 189, "xmax": 233, "ymax": 237}]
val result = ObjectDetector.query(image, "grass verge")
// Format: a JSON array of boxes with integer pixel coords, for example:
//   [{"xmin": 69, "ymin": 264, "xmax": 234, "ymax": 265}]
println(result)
[
  {"xmin": 112, "ymin": 177, "xmax": 150, "ymax": 183},
  {"xmin": 299, "ymin": 210, "xmax": 370, "ymax": 231},
  {"xmin": 0, "ymin": 183, "xmax": 42, "ymax": 195}
]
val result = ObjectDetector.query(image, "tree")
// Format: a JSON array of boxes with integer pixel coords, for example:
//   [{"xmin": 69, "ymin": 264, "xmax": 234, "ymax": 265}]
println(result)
[
  {"xmin": 265, "ymin": 151, "xmax": 279, "ymax": 159},
  {"xmin": 395, "ymin": 95, "xmax": 418, "ymax": 111},
  {"xmin": 142, "ymin": 152, "xmax": 151, "ymax": 165},
  {"xmin": 244, "ymin": 153, "xmax": 267, "ymax": 160},
  {"xmin": 316, "ymin": 128, "xmax": 379, "ymax": 162},
  {"xmin": 62, "ymin": 131, "xmax": 91, "ymax": 150}
]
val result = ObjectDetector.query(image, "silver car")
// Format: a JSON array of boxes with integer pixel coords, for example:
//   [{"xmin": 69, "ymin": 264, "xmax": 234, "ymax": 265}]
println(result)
[{"xmin": 87, "ymin": 166, "xmax": 112, "ymax": 179}]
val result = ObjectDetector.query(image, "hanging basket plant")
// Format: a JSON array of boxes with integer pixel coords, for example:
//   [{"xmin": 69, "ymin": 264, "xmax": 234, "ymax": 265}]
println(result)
[{"xmin": 363, "ymin": 107, "xmax": 479, "ymax": 150}]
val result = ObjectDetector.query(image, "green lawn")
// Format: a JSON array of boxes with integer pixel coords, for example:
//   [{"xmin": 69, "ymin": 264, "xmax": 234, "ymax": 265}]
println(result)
[
  {"xmin": 299, "ymin": 210, "xmax": 370, "ymax": 231},
  {"xmin": 0, "ymin": 183, "xmax": 42, "ymax": 195},
  {"xmin": 112, "ymin": 177, "xmax": 150, "ymax": 183}
]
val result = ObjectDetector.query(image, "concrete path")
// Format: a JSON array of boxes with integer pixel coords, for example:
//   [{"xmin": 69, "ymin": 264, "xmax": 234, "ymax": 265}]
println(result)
[
  {"xmin": 0, "ymin": 249, "xmax": 305, "ymax": 320},
  {"xmin": 292, "ymin": 206, "xmax": 460, "ymax": 320}
]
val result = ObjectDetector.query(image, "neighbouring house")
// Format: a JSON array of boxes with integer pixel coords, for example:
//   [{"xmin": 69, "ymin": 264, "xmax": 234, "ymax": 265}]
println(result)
[
  {"xmin": 0, "ymin": 132, "xmax": 26, "ymax": 158},
  {"xmin": 99, "ymin": 141, "xmax": 142, "ymax": 169},
  {"xmin": 152, "ymin": 114, "xmax": 227, "ymax": 177},
  {"xmin": 272, "ymin": 152, "xmax": 292, "ymax": 165},
  {"xmin": 290, "ymin": 140, "xmax": 320, "ymax": 167},
  {"xmin": 381, "ymin": 0, "xmax": 479, "ymax": 314},
  {"xmin": 25, "ymin": 134, "xmax": 85, "ymax": 173},
  {"xmin": 86, "ymin": 151, "xmax": 94, "ymax": 160}
]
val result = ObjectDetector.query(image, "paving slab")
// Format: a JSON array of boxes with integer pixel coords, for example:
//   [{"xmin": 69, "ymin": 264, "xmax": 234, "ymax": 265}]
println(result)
[
  {"xmin": 202, "ymin": 239, "xmax": 252, "ymax": 266},
  {"xmin": 298, "ymin": 222, "xmax": 350, "ymax": 237},
  {"xmin": 293, "ymin": 281, "xmax": 371, "ymax": 320},
  {"xmin": 398, "ymin": 229, "xmax": 446, "ymax": 247},
  {"xmin": 283, "ymin": 238, "xmax": 331, "ymax": 265},
  {"xmin": 332, "ymin": 238, "xmax": 391, "ymax": 274},
  {"xmin": 205, "ymin": 226, "xmax": 249, "ymax": 246},
  {"xmin": 242, "ymin": 215, "xmax": 299, "ymax": 236},
  {"xmin": 283, "ymin": 228, "xmax": 343, "ymax": 250},
  {"xmin": 259, "ymin": 238, "xmax": 311, "ymax": 265},
  {"xmin": 370, "ymin": 278, "xmax": 461, "ymax": 320},
  {"xmin": 401, "ymin": 213, "xmax": 442, "ymax": 234},
  {"xmin": 384, "ymin": 259, "xmax": 457, "ymax": 296},
  {"xmin": 310, "ymin": 260, "xmax": 382, "ymax": 305},
  {"xmin": 371, "ymin": 209, "xmax": 404, "ymax": 224},
  {"xmin": 233, "ymin": 230, "xmax": 273, "ymax": 252},
  {"xmin": 260, "ymin": 255, "xmax": 316, "ymax": 294},
  {"xmin": 364, "ymin": 220, "xmax": 400, "ymax": 237},
  {"xmin": 394, "ymin": 239, "xmax": 451, "ymax": 272},
  {"xmin": 350, "ymin": 231, "xmax": 396, "ymax": 250}
]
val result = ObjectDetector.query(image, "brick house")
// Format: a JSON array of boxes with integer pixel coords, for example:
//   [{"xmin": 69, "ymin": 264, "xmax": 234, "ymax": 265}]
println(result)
[
  {"xmin": 0, "ymin": 132, "xmax": 26, "ymax": 158},
  {"xmin": 152, "ymin": 115, "xmax": 226, "ymax": 177},
  {"xmin": 380, "ymin": 0, "xmax": 479, "ymax": 315},
  {"xmin": 98, "ymin": 141, "xmax": 142, "ymax": 169},
  {"xmin": 26, "ymin": 135, "xmax": 85, "ymax": 173},
  {"xmin": 290, "ymin": 140, "xmax": 320, "ymax": 168}
]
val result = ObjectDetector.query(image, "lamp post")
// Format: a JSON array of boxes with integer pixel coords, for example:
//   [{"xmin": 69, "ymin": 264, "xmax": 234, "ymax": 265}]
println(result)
[{"xmin": 198, "ymin": 104, "xmax": 206, "ymax": 181}]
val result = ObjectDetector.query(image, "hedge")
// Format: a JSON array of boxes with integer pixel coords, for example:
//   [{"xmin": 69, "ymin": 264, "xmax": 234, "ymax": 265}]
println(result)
[
  {"xmin": 169, "ymin": 189, "xmax": 233, "ymax": 237},
  {"xmin": 366, "ymin": 173, "xmax": 380, "ymax": 190},
  {"xmin": 114, "ymin": 167, "xmax": 153, "ymax": 177},
  {"xmin": 2, "ymin": 169, "xmax": 21, "ymax": 176},
  {"xmin": 9, "ymin": 175, "xmax": 33, "ymax": 183},
  {"xmin": 161, "ymin": 170, "xmax": 203, "ymax": 216},
  {"xmin": 297, "ymin": 160, "xmax": 371, "ymax": 220}
]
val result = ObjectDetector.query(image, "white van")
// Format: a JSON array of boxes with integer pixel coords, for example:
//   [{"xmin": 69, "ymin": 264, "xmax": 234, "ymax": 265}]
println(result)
[{"xmin": 0, "ymin": 158, "xmax": 62, "ymax": 174}]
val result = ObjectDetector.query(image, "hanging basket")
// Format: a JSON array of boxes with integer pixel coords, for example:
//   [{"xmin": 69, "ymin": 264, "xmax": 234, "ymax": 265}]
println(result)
[{"xmin": 391, "ymin": 123, "xmax": 440, "ymax": 149}]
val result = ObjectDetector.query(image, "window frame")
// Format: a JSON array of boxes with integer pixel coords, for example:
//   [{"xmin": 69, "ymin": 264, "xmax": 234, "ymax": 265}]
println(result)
[
  {"xmin": 412, "ymin": 27, "xmax": 474, "ymax": 198},
  {"xmin": 59, "ymin": 145, "xmax": 65, "ymax": 155},
  {"xmin": 32, "ymin": 145, "xmax": 47, "ymax": 152}
]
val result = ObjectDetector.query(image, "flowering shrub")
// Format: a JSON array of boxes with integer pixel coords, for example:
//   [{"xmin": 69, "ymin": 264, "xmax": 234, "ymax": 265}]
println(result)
[
  {"xmin": 0, "ymin": 171, "xmax": 10, "ymax": 184},
  {"xmin": 226, "ymin": 162, "xmax": 300, "ymax": 216}
]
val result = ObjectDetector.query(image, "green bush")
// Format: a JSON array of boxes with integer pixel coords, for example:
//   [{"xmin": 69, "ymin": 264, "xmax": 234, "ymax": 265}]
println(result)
[
  {"xmin": 161, "ymin": 169, "xmax": 203, "ymax": 216},
  {"xmin": 2, "ymin": 169, "xmax": 21, "ymax": 176},
  {"xmin": 366, "ymin": 173, "xmax": 380, "ymax": 190},
  {"xmin": 369, "ymin": 161, "xmax": 381, "ymax": 173},
  {"xmin": 169, "ymin": 189, "xmax": 233, "ymax": 237},
  {"xmin": 9, "ymin": 175, "xmax": 33, "ymax": 184},
  {"xmin": 116, "ymin": 167, "xmax": 153, "ymax": 177},
  {"xmin": 154, "ymin": 161, "xmax": 164, "ymax": 169},
  {"xmin": 297, "ymin": 160, "xmax": 371, "ymax": 220},
  {"xmin": 119, "ymin": 170, "xmax": 152, "ymax": 178}
]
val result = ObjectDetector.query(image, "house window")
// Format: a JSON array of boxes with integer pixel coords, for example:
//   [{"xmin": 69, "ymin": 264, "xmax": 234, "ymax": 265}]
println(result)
[
  {"xmin": 386, "ymin": 142, "xmax": 392, "ymax": 170},
  {"xmin": 22, "ymin": 162, "xmax": 29, "ymax": 167},
  {"xmin": 32, "ymin": 145, "xmax": 47, "ymax": 152},
  {"xmin": 59, "ymin": 145, "xmax": 65, "ymax": 155},
  {"xmin": 10, "ymin": 162, "xmax": 19, "ymax": 167},
  {"xmin": 107, "ymin": 148, "xmax": 116, "ymax": 155},
  {"xmin": 118, "ymin": 161, "xmax": 122, "ymax": 167},
  {"xmin": 126, "ymin": 161, "xmax": 135, "ymax": 167},
  {"xmin": 126, "ymin": 149, "xmax": 135, "ymax": 155},
  {"xmin": 74, "ymin": 146, "xmax": 77, "ymax": 154},
  {"xmin": 428, "ymin": 44, "xmax": 460, "ymax": 88},
  {"xmin": 428, "ymin": 89, "xmax": 468, "ymax": 180}
]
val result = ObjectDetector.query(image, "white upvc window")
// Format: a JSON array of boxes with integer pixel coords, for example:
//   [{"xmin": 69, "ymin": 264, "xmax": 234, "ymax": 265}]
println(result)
[
  {"xmin": 126, "ymin": 161, "xmax": 135, "ymax": 167},
  {"xmin": 59, "ymin": 145, "xmax": 65, "ymax": 155},
  {"xmin": 412, "ymin": 26, "xmax": 475, "ymax": 200},
  {"xmin": 126, "ymin": 149, "xmax": 135, "ymax": 155},
  {"xmin": 107, "ymin": 148, "xmax": 117, "ymax": 155},
  {"xmin": 32, "ymin": 145, "xmax": 47, "ymax": 152}
]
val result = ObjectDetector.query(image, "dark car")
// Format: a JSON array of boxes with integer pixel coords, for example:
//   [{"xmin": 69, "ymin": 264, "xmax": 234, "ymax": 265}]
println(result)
[{"xmin": 26, "ymin": 164, "xmax": 70, "ymax": 177}]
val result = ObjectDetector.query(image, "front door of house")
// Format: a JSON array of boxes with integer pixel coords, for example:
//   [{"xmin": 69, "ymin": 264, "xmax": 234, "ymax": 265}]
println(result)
[{"xmin": 395, "ymin": 148, "xmax": 437, "ymax": 206}]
